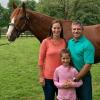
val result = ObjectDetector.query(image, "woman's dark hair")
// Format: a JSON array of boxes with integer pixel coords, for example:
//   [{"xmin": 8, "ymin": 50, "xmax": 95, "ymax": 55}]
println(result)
[{"xmin": 48, "ymin": 19, "xmax": 64, "ymax": 38}]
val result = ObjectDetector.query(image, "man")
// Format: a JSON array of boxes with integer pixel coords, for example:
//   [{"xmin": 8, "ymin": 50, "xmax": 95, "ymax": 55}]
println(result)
[{"xmin": 67, "ymin": 21, "xmax": 95, "ymax": 100}]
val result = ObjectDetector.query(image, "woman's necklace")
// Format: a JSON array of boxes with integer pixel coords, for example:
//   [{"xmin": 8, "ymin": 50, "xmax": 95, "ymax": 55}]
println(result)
[{"xmin": 51, "ymin": 39, "xmax": 61, "ymax": 46}]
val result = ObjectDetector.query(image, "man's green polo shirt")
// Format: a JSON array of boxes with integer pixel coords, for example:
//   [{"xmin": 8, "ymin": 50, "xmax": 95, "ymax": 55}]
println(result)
[{"xmin": 68, "ymin": 35, "xmax": 95, "ymax": 71}]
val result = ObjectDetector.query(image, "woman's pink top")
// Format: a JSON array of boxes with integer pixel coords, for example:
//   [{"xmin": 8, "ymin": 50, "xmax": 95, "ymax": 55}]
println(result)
[
  {"xmin": 53, "ymin": 65, "xmax": 83, "ymax": 100},
  {"xmin": 38, "ymin": 38, "xmax": 66, "ymax": 79}
]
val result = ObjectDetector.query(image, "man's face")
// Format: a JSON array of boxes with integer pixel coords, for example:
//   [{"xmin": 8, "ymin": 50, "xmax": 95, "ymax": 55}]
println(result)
[{"xmin": 72, "ymin": 24, "xmax": 83, "ymax": 40}]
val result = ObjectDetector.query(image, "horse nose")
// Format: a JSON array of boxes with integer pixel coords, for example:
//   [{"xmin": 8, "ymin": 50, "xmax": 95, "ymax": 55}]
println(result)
[
  {"xmin": 6, "ymin": 34, "xmax": 11, "ymax": 41},
  {"xmin": 6, "ymin": 34, "xmax": 9, "ymax": 39}
]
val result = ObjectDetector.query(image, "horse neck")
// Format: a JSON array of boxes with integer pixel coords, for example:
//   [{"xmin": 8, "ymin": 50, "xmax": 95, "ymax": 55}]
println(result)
[{"xmin": 28, "ymin": 11, "xmax": 54, "ymax": 42}]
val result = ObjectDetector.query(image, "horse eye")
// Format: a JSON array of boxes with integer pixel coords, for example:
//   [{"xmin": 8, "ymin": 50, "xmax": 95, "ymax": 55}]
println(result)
[{"xmin": 20, "ymin": 16, "xmax": 26, "ymax": 20}]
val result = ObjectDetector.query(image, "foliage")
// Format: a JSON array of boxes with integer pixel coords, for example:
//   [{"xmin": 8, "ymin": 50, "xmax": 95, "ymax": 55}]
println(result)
[
  {"xmin": 36, "ymin": 0, "xmax": 100, "ymax": 25},
  {"xmin": 0, "ymin": 4, "xmax": 4, "ymax": 26},
  {"xmin": 0, "ymin": 0, "xmax": 100, "ymax": 28},
  {"xmin": 26, "ymin": 0, "xmax": 36, "ymax": 11},
  {"xmin": 36, "ymin": 0, "xmax": 67, "ymax": 19},
  {"xmin": 70, "ymin": 0, "xmax": 100, "ymax": 25},
  {"xmin": 0, "ymin": 4, "xmax": 9, "ymax": 27}
]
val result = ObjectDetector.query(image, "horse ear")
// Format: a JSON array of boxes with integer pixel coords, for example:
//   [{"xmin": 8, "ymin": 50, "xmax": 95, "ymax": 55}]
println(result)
[
  {"xmin": 22, "ymin": 2, "xmax": 26, "ymax": 15},
  {"xmin": 13, "ymin": 2, "xmax": 17, "ymax": 9},
  {"xmin": 22, "ymin": 2, "xmax": 26, "ymax": 10}
]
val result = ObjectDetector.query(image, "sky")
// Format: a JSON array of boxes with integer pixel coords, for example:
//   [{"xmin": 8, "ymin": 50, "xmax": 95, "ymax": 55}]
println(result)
[
  {"xmin": 0, "ymin": 0, "xmax": 39, "ymax": 8},
  {"xmin": 0, "ymin": 0, "xmax": 9, "ymax": 8}
]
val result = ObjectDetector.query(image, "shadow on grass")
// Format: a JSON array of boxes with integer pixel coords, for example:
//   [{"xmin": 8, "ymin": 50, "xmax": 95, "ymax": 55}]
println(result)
[{"xmin": 0, "ymin": 43, "xmax": 10, "ymax": 46}]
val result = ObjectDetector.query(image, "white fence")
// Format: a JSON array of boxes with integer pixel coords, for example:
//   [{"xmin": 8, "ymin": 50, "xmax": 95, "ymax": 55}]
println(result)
[{"xmin": 0, "ymin": 27, "xmax": 34, "ymax": 38}]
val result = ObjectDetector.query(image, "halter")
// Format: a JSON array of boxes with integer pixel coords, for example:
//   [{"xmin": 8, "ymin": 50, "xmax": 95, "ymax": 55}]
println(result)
[{"xmin": 8, "ymin": 15, "xmax": 30, "ymax": 37}]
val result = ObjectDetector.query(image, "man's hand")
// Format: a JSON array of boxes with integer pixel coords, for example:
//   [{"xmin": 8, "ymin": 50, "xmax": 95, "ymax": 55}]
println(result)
[{"xmin": 62, "ymin": 80, "xmax": 73, "ymax": 89}]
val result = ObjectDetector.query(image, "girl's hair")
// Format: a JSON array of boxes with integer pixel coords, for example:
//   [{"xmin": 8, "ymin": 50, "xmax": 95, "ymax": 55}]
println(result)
[
  {"xmin": 60, "ymin": 48, "xmax": 70, "ymax": 57},
  {"xmin": 48, "ymin": 19, "xmax": 64, "ymax": 38},
  {"xmin": 60, "ymin": 48, "xmax": 73, "ymax": 66}
]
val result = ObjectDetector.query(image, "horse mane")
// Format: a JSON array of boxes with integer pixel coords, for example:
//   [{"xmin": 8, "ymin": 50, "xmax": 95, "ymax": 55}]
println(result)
[
  {"xmin": 11, "ymin": 8, "xmax": 21, "ymax": 19},
  {"xmin": 27, "ymin": 9, "xmax": 54, "ymax": 20},
  {"xmin": 11, "ymin": 7, "xmax": 54, "ymax": 22}
]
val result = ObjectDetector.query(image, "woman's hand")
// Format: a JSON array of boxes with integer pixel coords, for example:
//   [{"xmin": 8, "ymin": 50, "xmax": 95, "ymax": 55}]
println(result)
[{"xmin": 39, "ymin": 77, "xmax": 45, "ymax": 86}]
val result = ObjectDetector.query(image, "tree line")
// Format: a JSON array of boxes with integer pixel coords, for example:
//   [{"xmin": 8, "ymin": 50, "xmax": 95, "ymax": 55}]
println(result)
[{"xmin": 0, "ymin": 0, "xmax": 100, "ymax": 28}]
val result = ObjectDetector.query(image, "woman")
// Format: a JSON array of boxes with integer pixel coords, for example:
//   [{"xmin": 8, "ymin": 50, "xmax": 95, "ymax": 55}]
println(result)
[{"xmin": 38, "ymin": 20, "xmax": 66, "ymax": 100}]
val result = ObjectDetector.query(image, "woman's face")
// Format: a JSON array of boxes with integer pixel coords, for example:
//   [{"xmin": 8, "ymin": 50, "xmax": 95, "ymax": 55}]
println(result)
[{"xmin": 51, "ymin": 23, "xmax": 62, "ymax": 39}]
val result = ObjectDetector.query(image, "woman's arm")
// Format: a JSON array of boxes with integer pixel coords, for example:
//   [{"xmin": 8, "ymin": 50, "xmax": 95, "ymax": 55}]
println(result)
[{"xmin": 38, "ymin": 39, "xmax": 47, "ymax": 86}]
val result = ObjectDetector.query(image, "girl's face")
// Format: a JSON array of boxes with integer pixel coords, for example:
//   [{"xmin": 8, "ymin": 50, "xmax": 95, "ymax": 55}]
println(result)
[
  {"xmin": 61, "ymin": 53, "xmax": 71, "ymax": 66},
  {"xmin": 51, "ymin": 23, "xmax": 62, "ymax": 39}
]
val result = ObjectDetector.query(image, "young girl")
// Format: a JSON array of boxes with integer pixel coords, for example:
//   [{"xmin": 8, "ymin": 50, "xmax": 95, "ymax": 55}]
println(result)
[{"xmin": 53, "ymin": 49, "xmax": 83, "ymax": 100}]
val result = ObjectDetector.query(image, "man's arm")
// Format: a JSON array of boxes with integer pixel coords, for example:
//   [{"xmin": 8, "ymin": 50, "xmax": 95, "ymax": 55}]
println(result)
[{"xmin": 75, "ymin": 64, "xmax": 91, "ymax": 81}]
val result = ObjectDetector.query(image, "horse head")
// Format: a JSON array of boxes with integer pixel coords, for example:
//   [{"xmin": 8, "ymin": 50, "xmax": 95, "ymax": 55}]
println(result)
[{"xmin": 6, "ymin": 3, "xmax": 30, "ymax": 41}]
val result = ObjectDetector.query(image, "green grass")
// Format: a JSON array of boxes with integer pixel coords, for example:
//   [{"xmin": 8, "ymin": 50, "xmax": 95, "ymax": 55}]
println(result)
[
  {"xmin": 0, "ymin": 37, "xmax": 43, "ymax": 100},
  {"xmin": 0, "ymin": 37, "xmax": 100, "ymax": 100},
  {"xmin": 91, "ymin": 64, "xmax": 100, "ymax": 100}
]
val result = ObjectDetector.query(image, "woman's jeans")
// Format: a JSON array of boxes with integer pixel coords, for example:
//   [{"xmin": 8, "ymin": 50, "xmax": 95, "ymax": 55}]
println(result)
[{"xmin": 42, "ymin": 79, "xmax": 58, "ymax": 100}]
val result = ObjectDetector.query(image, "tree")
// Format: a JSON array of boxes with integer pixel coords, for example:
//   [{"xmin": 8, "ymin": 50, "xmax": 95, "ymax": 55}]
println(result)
[
  {"xmin": 36, "ymin": 0, "xmax": 65, "ymax": 19},
  {"xmin": 26, "ymin": 0, "xmax": 36, "ymax": 11},
  {"xmin": 70, "ymin": 0, "xmax": 100, "ymax": 25},
  {"xmin": 36, "ymin": 0, "xmax": 100, "ymax": 25},
  {"xmin": 0, "ymin": 4, "xmax": 9, "ymax": 27}
]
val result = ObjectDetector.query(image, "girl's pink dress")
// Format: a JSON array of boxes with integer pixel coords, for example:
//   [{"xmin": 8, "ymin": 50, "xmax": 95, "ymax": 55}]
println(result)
[{"xmin": 53, "ymin": 65, "xmax": 83, "ymax": 100}]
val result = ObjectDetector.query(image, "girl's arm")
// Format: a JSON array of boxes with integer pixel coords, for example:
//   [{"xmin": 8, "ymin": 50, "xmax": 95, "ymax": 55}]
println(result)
[{"xmin": 53, "ymin": 69, "xmax": 66, "ymax": 89}]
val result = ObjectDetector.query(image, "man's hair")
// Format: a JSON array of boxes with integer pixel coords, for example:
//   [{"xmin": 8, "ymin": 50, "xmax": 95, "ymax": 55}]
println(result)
[{"xmin": 72, "ymin": 21, "xmax": 84, "ymax": 30}]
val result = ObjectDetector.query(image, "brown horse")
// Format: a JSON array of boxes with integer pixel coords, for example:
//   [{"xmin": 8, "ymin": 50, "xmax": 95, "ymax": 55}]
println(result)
[{"xmin": 6, "ymin": 3, "xmax": 100, "ymax": 63}]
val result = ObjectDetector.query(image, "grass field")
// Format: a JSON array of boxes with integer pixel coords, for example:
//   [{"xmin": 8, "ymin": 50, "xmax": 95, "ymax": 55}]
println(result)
[{"xmin": 0, "ymin": 37, "xmax": 100, "ymax": 100}]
